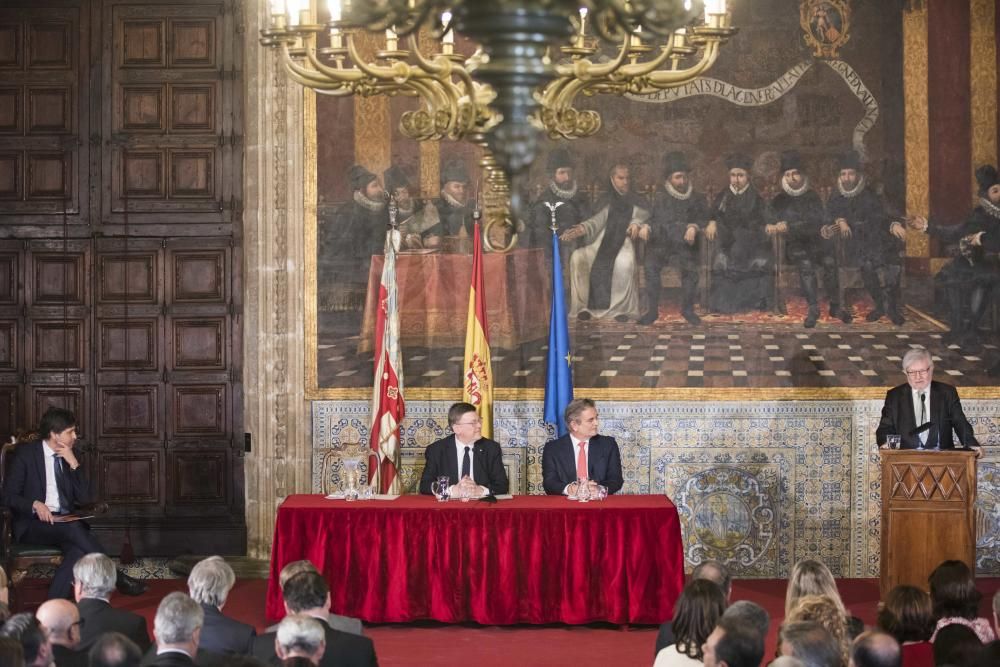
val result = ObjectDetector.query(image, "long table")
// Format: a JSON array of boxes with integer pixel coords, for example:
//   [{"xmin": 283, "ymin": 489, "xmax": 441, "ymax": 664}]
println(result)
[{"xmin": 266, "ymin": 494, "xmax": 685, "ymax": 625}]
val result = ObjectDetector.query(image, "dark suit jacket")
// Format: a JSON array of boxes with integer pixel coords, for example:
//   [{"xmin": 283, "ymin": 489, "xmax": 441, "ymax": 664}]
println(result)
[
  {"xmin": 140, "ymin": 647, "xmax": 227, "ymax": 667},
  {"xmin": 542, "ymin": 434, "xmax": 624, "ymax": 495},
  {"xmin": 198, "ymin": 604, "xmax": 256, "ymax": 655},
  {"xmin": 876, "ymin": 380, "xmax": 978, "ymax": 449},
  {"xmin": 147, "ymin": 651, "xmax": 197, "ymax": 667},
  {"xmin": 78, "ymin": 597, "xmax": 152, "ymax": 652},
  {"xmin": 53, "ymin": 643, "xmax": 88, "ymax": 667},
  {"xmin": 252, "ymin": 617, "xmax": 377, "ymax": 667},
  {"xmin": 1, "ymin": 440, "xmax": 93, "ymax": 540},
  {"xmin": 417, "ymin": 435, "xmax": 508, "ymax": 495}
]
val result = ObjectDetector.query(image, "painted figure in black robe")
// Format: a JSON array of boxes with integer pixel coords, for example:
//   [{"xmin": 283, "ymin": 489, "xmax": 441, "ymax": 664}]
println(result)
[
  {"xmin": 640, "ymin": 152, "xmax": 710, "ymax": 325},
  {"xmin": 708, "ymin": 153, "xmax": 772, "ymax": 314},
  {"xmin": 827, "ymin": 151, "xmax": 908, "ymax": 325},
  {"xmin": 914, "ymin": 164, "xmax": 1000, "ymax": 345},
  {"xmin": 421, "ymin": 159, "xmax": 474, "ymax": 250},
  {"xmin": 770, "ymin": 150, "xmax": 851, "ymax": 328},
  {"xmin": 383, "ymin": 165, "xmax": 426, "ymax": 250},
  {"xmin": 563, "ymin": 163, "xmax": 650, "ymax": 322},
  {"xmin": 529, "ymin": 149, "xmax": 592, "ymax": 295}
]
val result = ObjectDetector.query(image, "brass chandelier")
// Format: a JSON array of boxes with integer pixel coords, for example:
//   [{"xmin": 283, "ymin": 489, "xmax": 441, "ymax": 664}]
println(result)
[{"xmin": 260, "ymin": 0, "xmax": 736, "ymax": 184}]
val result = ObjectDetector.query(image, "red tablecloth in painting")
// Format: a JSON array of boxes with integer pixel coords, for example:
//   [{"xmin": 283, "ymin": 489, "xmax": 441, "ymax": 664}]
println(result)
[
  {"xmin": 265, "ymin": 494, "xmax": 685, "ymax": 625},
  {"xmin": 357, "ymin": 248, "xmax": 550, "ymax": 352}
]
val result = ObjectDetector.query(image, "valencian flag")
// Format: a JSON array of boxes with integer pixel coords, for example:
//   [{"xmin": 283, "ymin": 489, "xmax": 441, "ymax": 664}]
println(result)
[
  {"xmin": 368, "ymin": 227, "xmax": 405, "ymax": 494},
  {"xmin": 463, "ymin": 219, "xmax": 494, "ymax": 438},
  {"xmin": 543, "ymin": 227, "xmax": 573, "ymax": 436}
]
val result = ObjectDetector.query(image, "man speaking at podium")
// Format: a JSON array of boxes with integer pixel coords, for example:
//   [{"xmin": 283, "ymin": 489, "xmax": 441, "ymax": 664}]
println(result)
[{"xmin": 876, "ymin": 347, "xmax": 980, "ymax": 451}]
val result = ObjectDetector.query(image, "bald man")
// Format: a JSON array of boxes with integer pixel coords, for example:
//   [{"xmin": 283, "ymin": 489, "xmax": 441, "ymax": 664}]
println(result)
[
  {"xmin": 36, "ymin": 599, "xmax": 86, "ymax": 667},
  {"xmin": 849, "ymin": 631, "xmax": 901, "ymax": 667}
]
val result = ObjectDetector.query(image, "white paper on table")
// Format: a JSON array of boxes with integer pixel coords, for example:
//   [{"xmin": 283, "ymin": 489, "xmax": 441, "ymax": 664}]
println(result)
[
  {"xmin": 371, "ymin": 494, "xmax": 399, "ymax": 500},
  {"xmin": 324, "ymin": 494, "xmax": 345, "ymax": 500},
  {"xmin": 493, "ymin": 494, "xmax": 514, "ymax": 500}
]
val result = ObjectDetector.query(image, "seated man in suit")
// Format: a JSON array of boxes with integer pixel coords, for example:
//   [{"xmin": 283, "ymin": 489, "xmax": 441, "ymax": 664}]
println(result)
[
  {"xmin": 36, "ymin": 598, "xmax": 86, "ymax": 667},
  {"xmin": 417, "ymin": 402, "xmax": 508, "ymax": 498},
  {"xmin": 187, "ymin": 556, "xmax": 256, "ymax": 655},
  {"xmin": 542, "ymin": 398, "xmax": 624, "ymax": 495},
  {"xmin": 1, "ymin": 407, "xmax": 145, "ymax": 599},
  {"xmin": 89, "ymin": 633, "xmax": 143, "ymax": 667},
  {"xmin": 274, "ymin": 615, "xmax": 326, "ymax": 667},
  {"xmin": 149, "ymin": 593, "xmax": 203, "ymax": 667},
  {"xmin": 75, "ymin": 554, "xmax": 151, "ymax": 652},
  {"xmin": 876, "ymin": 346, "xmax": 980, "ymax": 451},
  {"xmin": 253, "ymin": 571, "xmax": 377, "ymax": 667},
  {"xmin": 266, "ymin": 561, "xmax": 361, "ymax": 636}
]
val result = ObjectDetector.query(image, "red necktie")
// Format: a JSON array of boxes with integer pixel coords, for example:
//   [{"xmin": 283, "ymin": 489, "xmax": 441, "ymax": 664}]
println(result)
[{"xmin": 576, "ymin": 442, "xmax": 587, "ymax": 480}]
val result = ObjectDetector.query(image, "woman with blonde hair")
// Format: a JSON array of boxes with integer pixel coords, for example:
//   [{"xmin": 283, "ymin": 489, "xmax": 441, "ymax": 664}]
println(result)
[
  {"xmin": 785, "ymin": 559, "xmax": 847, "ymax": 617},
  {"xmin": 784, "ymin": 594, "xmax": 849, "ymax": 666}
]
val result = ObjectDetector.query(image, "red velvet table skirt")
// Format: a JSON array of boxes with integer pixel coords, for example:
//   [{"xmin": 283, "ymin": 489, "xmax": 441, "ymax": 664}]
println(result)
[
  {"xmin": 266, "ymin": 494, "xmax": 685, "ymax": 625},
  {"xmin": 357, "ymin": 248, "xmax": 550, "ymax": 353}
]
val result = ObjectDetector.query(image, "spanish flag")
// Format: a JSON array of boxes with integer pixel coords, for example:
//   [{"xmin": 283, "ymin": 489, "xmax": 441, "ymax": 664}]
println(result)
[{"xmin": 463, "ymin": 219, "xmax": 493, "ymax": 438}]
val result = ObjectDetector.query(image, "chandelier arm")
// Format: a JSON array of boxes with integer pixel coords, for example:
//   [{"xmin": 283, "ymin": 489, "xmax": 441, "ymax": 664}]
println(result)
[
  {"xmin": 280, "ymin": 42, "xmax": 363, "ymax": 88},
  {"xmin": 615, "ymin": 40, "xmax": 678, "ymax": 79},
  {"xmin": 642, "ymin": 42, "xmax": 721, "ymax": 88},
  {"xmin": 345, "ymin": 32, "xmax": 416, "ymax": 83},
  {"xmin": 405, "ymin": 34, "xmax": 448, "ymax": 76},
  {"xmin": 302, "ymin": 39, "xmax": 369, "ymax": 82}
]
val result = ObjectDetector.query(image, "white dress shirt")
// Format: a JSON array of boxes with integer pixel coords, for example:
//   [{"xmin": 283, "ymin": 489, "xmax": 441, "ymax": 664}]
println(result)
[
  {"xmin": 563, "ymin": 435, "xmax": 590, "ymax": 495},
  {"xmin": 912, "ymin": 386, "xmax": 931, "ymax": 444},
  {"xmin": 452, "ymin": 437, "xmax": 487, "ymax": 498},
  {"xmin": 41, "ymin": 440, "xmax": 62, "ymax": 513}
]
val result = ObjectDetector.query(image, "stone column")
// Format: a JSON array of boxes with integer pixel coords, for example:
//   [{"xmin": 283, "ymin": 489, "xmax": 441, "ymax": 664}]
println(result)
[{"xmin": 242, "ymin": 0, "xmax": 312, "ymax": 560}]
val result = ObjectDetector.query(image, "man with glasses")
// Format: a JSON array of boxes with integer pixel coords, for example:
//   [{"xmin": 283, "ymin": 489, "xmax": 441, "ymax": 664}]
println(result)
[
  {"xmin": 36, "ymin": 598, "xmax": 85, "ymax": 667},
  {"xmin": 418, "ymin": 402, "xmax": 509, "ymax": 498},
  {"xmin": 875, "ymin": 347, "xmax": 979, "ymax": 450}
]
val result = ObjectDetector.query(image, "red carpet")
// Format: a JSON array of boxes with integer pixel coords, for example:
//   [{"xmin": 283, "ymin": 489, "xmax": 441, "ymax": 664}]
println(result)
[{"xmin": 68, "ymin": 577, "xmax": 1000, "ymax": 667}]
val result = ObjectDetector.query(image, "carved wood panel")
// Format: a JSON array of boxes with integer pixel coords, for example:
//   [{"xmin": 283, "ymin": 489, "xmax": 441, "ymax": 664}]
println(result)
[{"xmin": 0, "ymin": 0, "xmax": 244, "ymax": 556}]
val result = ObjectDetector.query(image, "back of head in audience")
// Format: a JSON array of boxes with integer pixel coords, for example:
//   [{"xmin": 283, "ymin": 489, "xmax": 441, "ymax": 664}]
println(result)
[
  {"xmin": 154, "ymin": 592, "xmax": 204, "ymax": 650},
  {"xmin": 876, "ymin": 585, "xmax": 933, "ymax": 644},
  {"xmin": 88, "ymin": 633, "xmax": 142, "ymax": 667},
  {"xmin": 786, "ymin": 560, "xmax": 847, "ymax": 618},
  {"xmin": 770, "ymin": 658, "xmax": 806, "ymax": 667},
  {"xmin": 282, "ymin": 572, "xmax": 330, "ymax": 615},
  {"xmin": 786, "ymin": 594, "xmax": 849, "ymax": 664},
  {"xmin": 278, "ymin": 561, "xmax": 320, "ymax": 591},
  {"xmin": 928, "ymin": 559, "xmax": 980, "ymax": 620},
  {"xmin": 779, "ymin": 620, "xmax": 842, "ymax": 667},
  {"xmin": 0, "ymin": 613, "xmax": 50, "ymax": 667},
  {"xmin": 668, "ymin": 579, "xmax": 726, "ymax": 660},
  {"xmin": 35, "ymin": 598, "xmax": 81, "ymax": 649},
  {"xmin": 0, "ymin": 637, "xmax": 24, "ymax": 667},
  {"xmin": 932, "ymin": 622, "xmax": 982, "ymax": 666},
  {"xmin": 188, "ymin": 556, "xmax": 237, "ymax": 609},
  {"xmin": 722, "ymin": 600, "xmax": 770, "ymax": 642},
  {"xmin": 970, "ymin": 639, "xmax": 1000, "ymax": 667},
  {"xmin": 693, "ymin": 560, "xmax": 733, "ymax": 602},
  {"xmin": 702, "ymin": 616, "xmax": 764, "ymax": 667},
  {"xmin": 73, "ymin": 553, "xmax": 116, "ymax": 601},
  {"xmin": 275, "ymin": 615, "xmax": 326, "ymax": 666},
  {"xmin": 848, "ymin": 630, "xmax": 900, "ymax": 667}
]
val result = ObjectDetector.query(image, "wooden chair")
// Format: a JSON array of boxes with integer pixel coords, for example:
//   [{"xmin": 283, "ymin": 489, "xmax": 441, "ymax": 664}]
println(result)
[{"xmin": 0, "ymin": 435, "xmax": 106, "ymax": 610}]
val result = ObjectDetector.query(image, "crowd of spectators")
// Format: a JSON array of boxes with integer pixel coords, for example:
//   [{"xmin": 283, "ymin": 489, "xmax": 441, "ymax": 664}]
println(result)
[
  {"xmin": 0, "ymin": 554, "xmax": 376, "ymax": 667},
  {"xmin": 652, "ymin": 557, "xmax": 999, "ymax": 667}
]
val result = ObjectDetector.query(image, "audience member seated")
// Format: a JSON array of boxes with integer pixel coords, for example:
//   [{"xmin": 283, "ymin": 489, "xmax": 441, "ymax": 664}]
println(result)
[
  {"xmin": 785, "ymin": 595, "xmax": 850, "ymax": 665},
  {"xmin": 36, "ymin": 598, "xmax": 85, "ymax": 667},
  {"xmin": 702, "ymin": 616, "xmax": 765, "ymax": 667},
  {"xmin": 148, "ymin": 593, "xmax": 206, "ymax": 667},
  {"xmin": 655, "ymin": 560, "xmax": 733, "ymax": 656},
  {"xmin": 927, "ymin": 560, "xmax": 996, "ymax": 643},
  {"xmin": 89, "ymin": 633, "xmax": 143, "ymax": 667},
  {"xmin": 267, "ymin": 562, "xmax": 361, "ymax": 636},
  {"xmin": 778, "ymin": 620, "xmax": 842, "ymax": 667},
  {"xmin": 770, "ymin": 658, "xmax": 806, "ymax": 667},
  {"xmin": 931, "ymin": 623, "xmax": 982, "ymax": 666},
  {"xmin": 188, "ymin": 556, "xmax": 257, "ymax": 655},
  {"xmin": 0, "ymin": 636, "xmax": 24, "ymax": 667},
  {"xmin": 721, "ymin": 601, "xmax": 769, "ymax": 651},
  {"xmin": 252, "ymin": 571, "xmax": 377, "ymax": 667},
  {"xmin": 274, "ymin": 615, "xmax": 326, "ymax": 667},
  {"xmin": 786, "ymin": 559, "xmax": 864, "ymax": 639},
  {"xmin": 654, "ymin": 579, "xmax": 727, "ymax": 666},
  {"xmin": 876, "ymin": 585, "xmax": 934, "ymax": 667},
  {"xmin": 970, "ymin": 640, "xmax": 1000, "ymax": 667},
  {"xmin": 75, "ymin": 554, "xmax": 152, "ymax": 652},
  {"xmin": 849, "ymin": 631, "xmax": 900, "ymax": 667},
  {"xmin": 0, "ymin": 613, "xmax": 52, "ymax": 667}
]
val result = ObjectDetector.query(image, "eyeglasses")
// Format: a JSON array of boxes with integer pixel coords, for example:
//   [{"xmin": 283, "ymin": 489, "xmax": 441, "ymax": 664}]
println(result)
[
  {"xmin": 905, "ymin": 367, "xmax": 931, "ymax": 377},
  {"xmin": 453, "ymin": 419, "xmax": 482, "ymax": 427}
]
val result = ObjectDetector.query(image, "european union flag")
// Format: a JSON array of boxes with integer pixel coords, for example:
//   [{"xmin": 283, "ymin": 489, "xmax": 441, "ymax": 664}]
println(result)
[{"xmin": 544, "ymin": 229, "xmax": 574, "ymax": 436}]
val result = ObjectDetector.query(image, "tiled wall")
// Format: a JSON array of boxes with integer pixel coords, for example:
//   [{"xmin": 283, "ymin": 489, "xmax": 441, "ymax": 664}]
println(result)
[{"xmin": 311, "ymin": 399, "xmax": 1000, "ymax": 577}]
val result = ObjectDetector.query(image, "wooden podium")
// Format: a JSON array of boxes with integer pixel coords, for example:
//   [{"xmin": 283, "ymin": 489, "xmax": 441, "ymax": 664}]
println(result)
[{"xmin": 879, "ymin": 448, "xmax": 977, "ymax": 598}]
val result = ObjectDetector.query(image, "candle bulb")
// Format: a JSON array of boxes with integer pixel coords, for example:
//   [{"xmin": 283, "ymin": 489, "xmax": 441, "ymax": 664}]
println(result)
[
  {"xmin": 576, "ymin": 7, "xmax": 588, "ymax": 47},
  {"xmin": 630, "ymin": 24, "xmax": 642, "ymax": 48},
  {"xmin": 386, "ymin": 27, "xmax": 398, "ymax": 51},
  {"xmin": 441, "ymin": 11, "xmax": 454, "ymax": 54},
  {"xmin": 327, "ymin": 0, "xmax": 341, "ymax": 22}
]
